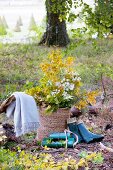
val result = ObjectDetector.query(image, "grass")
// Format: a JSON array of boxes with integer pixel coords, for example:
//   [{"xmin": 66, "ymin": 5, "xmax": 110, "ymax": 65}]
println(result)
[
  {"xmin": 0, "ymin": 39, "xmax": 113, "ymax": 101},
  {"xmin": 0, "ymin": 43, "xmax": 50, "ymax": 100}
]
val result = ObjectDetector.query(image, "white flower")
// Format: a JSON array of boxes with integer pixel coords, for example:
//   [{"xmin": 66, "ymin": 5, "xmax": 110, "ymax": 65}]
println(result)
[
  {"xmin": 51, "ymin": 92, "xmax": 56, "ymax": 96},
  {"xmin": 65, "ymin": 82, "xmax": 70, "ymax": 86},
  {"xmin": 55, "ymin": 82, "xmax": 61, "ymax": 87},
  {"xmin": 73, "ymin": 76, "xmax": 81, "ymax": 81},
  {"xmin": 69, "ymin": 84, "xmax": 74, "ymax": 90},
  {"xmin": 61, "ymin": 78, "xmax": 66, "ymax": 83},
  {"xmin": 77, "ymin": 77, "xmax": 81, "ymax": 81},
  {"xmin": 62, "ymin": 92, "xmax": 73, "ymax": 100},
  {"xmin": 62, "ymin": 82, "xmax": 70, "ymax": 91},
  {"xmin": 62, "ymin": 82, "xmax": 74, "ymax": 91},
  {"xmin": 51, "ymin": 89, "xmax": 60, "ymax": 96},
  {"xmin": 72, "ymin": 77, "xmax": 77, "ymax": 81},
  {"xmin": 73, "ymin": 72, "xmax": 79, "ymax": 76},
  {"xmin": 47, "ymin": 80, "xmax": 52, "ymax": 86},
  {"xmin": 66, "ymin": 79, "xmax": 69, "ymax": 82}
]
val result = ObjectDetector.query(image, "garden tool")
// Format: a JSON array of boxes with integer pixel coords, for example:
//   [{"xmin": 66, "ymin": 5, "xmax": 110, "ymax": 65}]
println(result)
[
  {"xmin": 41, "ymin": 130, "xmax": 78, "ymax": 148},
  {"xmin": 41, "ymin": 137, "xmax": 75, "ymax": 148},
  {"xmin": 49, "ymin": 132, "xmax": 71, "ymax": 140},
  {"xmin": 77, "ymin": 122, "xmax": 104, "ymax": 143}
]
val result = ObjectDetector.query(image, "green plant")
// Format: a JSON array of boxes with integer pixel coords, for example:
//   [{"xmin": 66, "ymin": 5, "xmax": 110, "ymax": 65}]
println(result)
[
  {"xmin": 28, "ymin": 15, "xmax": 37, "ymax": 31},
  {"xmin": 81, "ymin": 0, "xmax": 113, "ymax": 38},
  {"xmin": 92, "ymin": 152, "xmax": 104, "ymax": 164},
  {"xmin": 46, "ymin": 138, "xmax": 53, "ymax": 144},
  {"xmin": 26, "ymin": 50, "xmax": 97, "ymax": 113},
  {"xmin": 29, "ymin": 25, "xmax": 45, "ymax": 42},
  {"xmin": 78, "ymin": 150, "xmax": 88, "ymax": 158},
  {"xmin": 78, "ymin": 150, "xmax": 104, "ymax": 165},
  {"xmin": 0, "ymin": 26, "xmax": 7, "ymax": 36},
  {"xmin": 0, "ymin": 148, "xmax": 104, "ymax": 170}
]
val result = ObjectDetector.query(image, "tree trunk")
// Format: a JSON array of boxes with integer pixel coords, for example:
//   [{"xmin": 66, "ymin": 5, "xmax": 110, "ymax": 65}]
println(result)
[
  {"xmin": 39, "ymin": 0, "xmax": 70, "ymax": 47},
  {"xmin": 110, "ymin": 25, "xmax": 113, "ymax": 34}
]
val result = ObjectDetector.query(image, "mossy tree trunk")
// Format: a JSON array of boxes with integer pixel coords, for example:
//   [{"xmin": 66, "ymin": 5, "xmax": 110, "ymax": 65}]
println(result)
[{"xmin": 39, "ymin": 0, "xmax": 70, "ymax": 47}]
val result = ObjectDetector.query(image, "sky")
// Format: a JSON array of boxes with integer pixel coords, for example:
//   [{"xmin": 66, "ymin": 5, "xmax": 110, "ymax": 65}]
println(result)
[
  {"xmin": 0, "ymin": 0, "xmax": 46, "ymax": 29},
  {"xmin": 0, "ymin": 0, "xmax": 94, "ymax": 43},
  {"xmin": 0, "ymin": 0, "xmax": 94, "ymax": 29}
]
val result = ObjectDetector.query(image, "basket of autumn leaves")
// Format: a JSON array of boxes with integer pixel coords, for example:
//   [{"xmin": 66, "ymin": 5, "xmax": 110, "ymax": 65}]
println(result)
[{"xmin": 26, "ymin": 50, "xmax": 98, "ymax": 140}]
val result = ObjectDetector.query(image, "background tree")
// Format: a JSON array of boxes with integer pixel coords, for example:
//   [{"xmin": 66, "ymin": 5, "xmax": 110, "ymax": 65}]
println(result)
[
  {"xmin": 39, "ymin": 0, "xmax": 113, "ymax": 47},
  {"xmin": 14, "ymin": 20, "xmax": 21, "ymax": 32},
  {"xmin": 29, "ymin": 14, "xmax": 37, "ymax": 31},
  {"xmin": 18, "ymin": 16, "xmax": 23, "ymax": 26},
  {"xmin": 80, "ymin": 0, "xmax": 113, "ymax": 37},
  {"xmin": 2, "ymin": 16, "xmax": 8, "ymax": 29},
  {"xmin": 0, "ymin": 16, "xmax": 7, "ymax": 35},
  {"xmin": 39, "ymin": 0, "xmax": 72, "ymax": 47}
]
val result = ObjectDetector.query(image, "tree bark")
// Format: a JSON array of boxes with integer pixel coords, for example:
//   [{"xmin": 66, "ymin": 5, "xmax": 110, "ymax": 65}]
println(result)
[{"xmin": 39, "ymin": 0, "xmax": 70, "ymax": 47}]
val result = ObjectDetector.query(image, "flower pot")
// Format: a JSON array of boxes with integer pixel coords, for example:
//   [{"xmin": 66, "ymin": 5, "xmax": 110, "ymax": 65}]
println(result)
[{"xmin": 37, "ymin": 107, "xmax": 70, "ymax": 140}]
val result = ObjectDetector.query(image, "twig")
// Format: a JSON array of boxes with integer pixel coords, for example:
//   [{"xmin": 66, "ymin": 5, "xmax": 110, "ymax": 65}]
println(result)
[
  {"xmin": 106, "ymin": 93, "xmax": 113, "ymax": 98},
  {"xmin": 99, "ymin": 142, "xmax": 113, "ymax": 152},
  {"xmin": 101, "ymin": 74, "xmax": 106, "ymax": 95},
  {"xmin": 40, "ymin": 148, "xmax": 66, "ymax": 154}
]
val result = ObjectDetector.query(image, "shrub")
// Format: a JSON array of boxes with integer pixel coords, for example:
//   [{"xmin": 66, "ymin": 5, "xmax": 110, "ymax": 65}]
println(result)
[{"xmin": 26, "ymin": 50, "xmax": 98, "ymax": 113}]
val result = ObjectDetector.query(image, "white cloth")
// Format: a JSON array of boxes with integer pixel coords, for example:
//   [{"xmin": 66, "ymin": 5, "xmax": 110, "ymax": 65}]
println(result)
[{"xmin": 6, "ymin": 92, "xmax": 40, "ymax": 137}]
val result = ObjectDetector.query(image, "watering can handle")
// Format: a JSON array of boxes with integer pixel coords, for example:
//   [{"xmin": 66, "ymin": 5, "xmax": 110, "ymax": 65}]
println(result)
[{"xmin": 64, "ymin": 129, "xmax": 78, "ymax": 148}]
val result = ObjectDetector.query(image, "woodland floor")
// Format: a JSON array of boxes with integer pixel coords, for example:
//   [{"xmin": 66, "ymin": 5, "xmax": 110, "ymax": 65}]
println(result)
[
  {"xmin": 1, "ymin": 112, "xmax": 113, "ymax": 170},
  {"xmin": 0, "ymin": 41, "xmax": 113, "ymax": 169},
  {"xmin": 33, "ymin": 114, "xmax": 113, "ymax": 170}
]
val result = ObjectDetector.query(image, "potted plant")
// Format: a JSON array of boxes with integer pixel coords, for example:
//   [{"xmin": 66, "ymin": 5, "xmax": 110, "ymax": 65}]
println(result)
[{"xmin": 26, "ymin": 50, "xmax": 98, "ymax": 140}]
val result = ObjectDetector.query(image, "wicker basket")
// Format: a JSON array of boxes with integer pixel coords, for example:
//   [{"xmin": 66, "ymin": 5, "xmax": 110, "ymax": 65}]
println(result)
[{"xmin": 37, "ymin": 107, "xmax": 70, "ymax": 140}]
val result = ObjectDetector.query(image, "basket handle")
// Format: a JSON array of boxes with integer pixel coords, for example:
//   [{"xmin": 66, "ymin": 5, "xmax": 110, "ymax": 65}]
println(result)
[{"xmin": 64, "ymin": 129, "xmax": 78, "ymax": 148}]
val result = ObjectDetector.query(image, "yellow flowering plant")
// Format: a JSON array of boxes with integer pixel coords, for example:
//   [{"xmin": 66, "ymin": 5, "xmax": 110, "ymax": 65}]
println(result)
[
  {"xmin": 75, "ymin": 90, "xmax": 99, "ymax": 110},
  {"xmin": 26, "ymin": 50, "xmax": 98, "ymax": 113}
]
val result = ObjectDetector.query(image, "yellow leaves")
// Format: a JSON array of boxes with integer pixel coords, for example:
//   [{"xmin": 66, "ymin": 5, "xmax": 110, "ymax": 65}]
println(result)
[
  {"xmin": 43, "ymin": 154, "xmax": 52, "ymax": 162},
  {"xmin": 40, "ymin": 51, "xmax": 65, "ymax": 82},
  {"xmin": 40, "ymin": 62, "xmax": 50, "ymax": 73},
  {"xmin": 40, "ymin": 51, "xmax": 75, "ymax": 79},
  {"xmin": 19, "ymin": 150, "xmax": 25, "ymax": 157},
  {"xmin": 1, "ymin": 148, "xmax": 104, "ymax": 170},
  {"xmin": 76, "ymin": 90, "xmax": 99, "ymax": 109},
  {"xmin": 26, "ymin": 50, "xmax": 99, "ymax": 112},
  {"xmin": 49, "ymin": 50, "xmax": 62, "ymax": 60},
  {"xmin": 26, "ymin": 86, "xmax": 41, "ymax": 97},
  {"xmin": 76, "ymin": 100, "xmax": 88, "ymax": 110},
  {"xmin": 86, "ymin": 152, "xmax": 97, "ymax": 161},
  {"xmin": 76, "ymin": 80, "xmax": 82, "ymax": 87},
  {"xmin": 87, "ymin": 90, "xmax": 99, "ymax": 105},
  {"xmin": 15, "ymin": 160, "xmax": 20, "ymax": 165},
  {"xmin": 66, "ymin": 56, "xmax": 75, "ymax": 68},
  {"xmin": 77, "ymin": 158, "xmax": 88, "ymax": 167},
  {"xmin": 43, "ymin": 145, "xmax": 50, "ymax": 150}
]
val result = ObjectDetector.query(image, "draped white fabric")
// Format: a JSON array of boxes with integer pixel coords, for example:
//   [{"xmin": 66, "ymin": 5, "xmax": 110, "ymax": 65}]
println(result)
[{"xmin": 6, "ymin": 92, "xmax": 40, "ymax": 137}]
